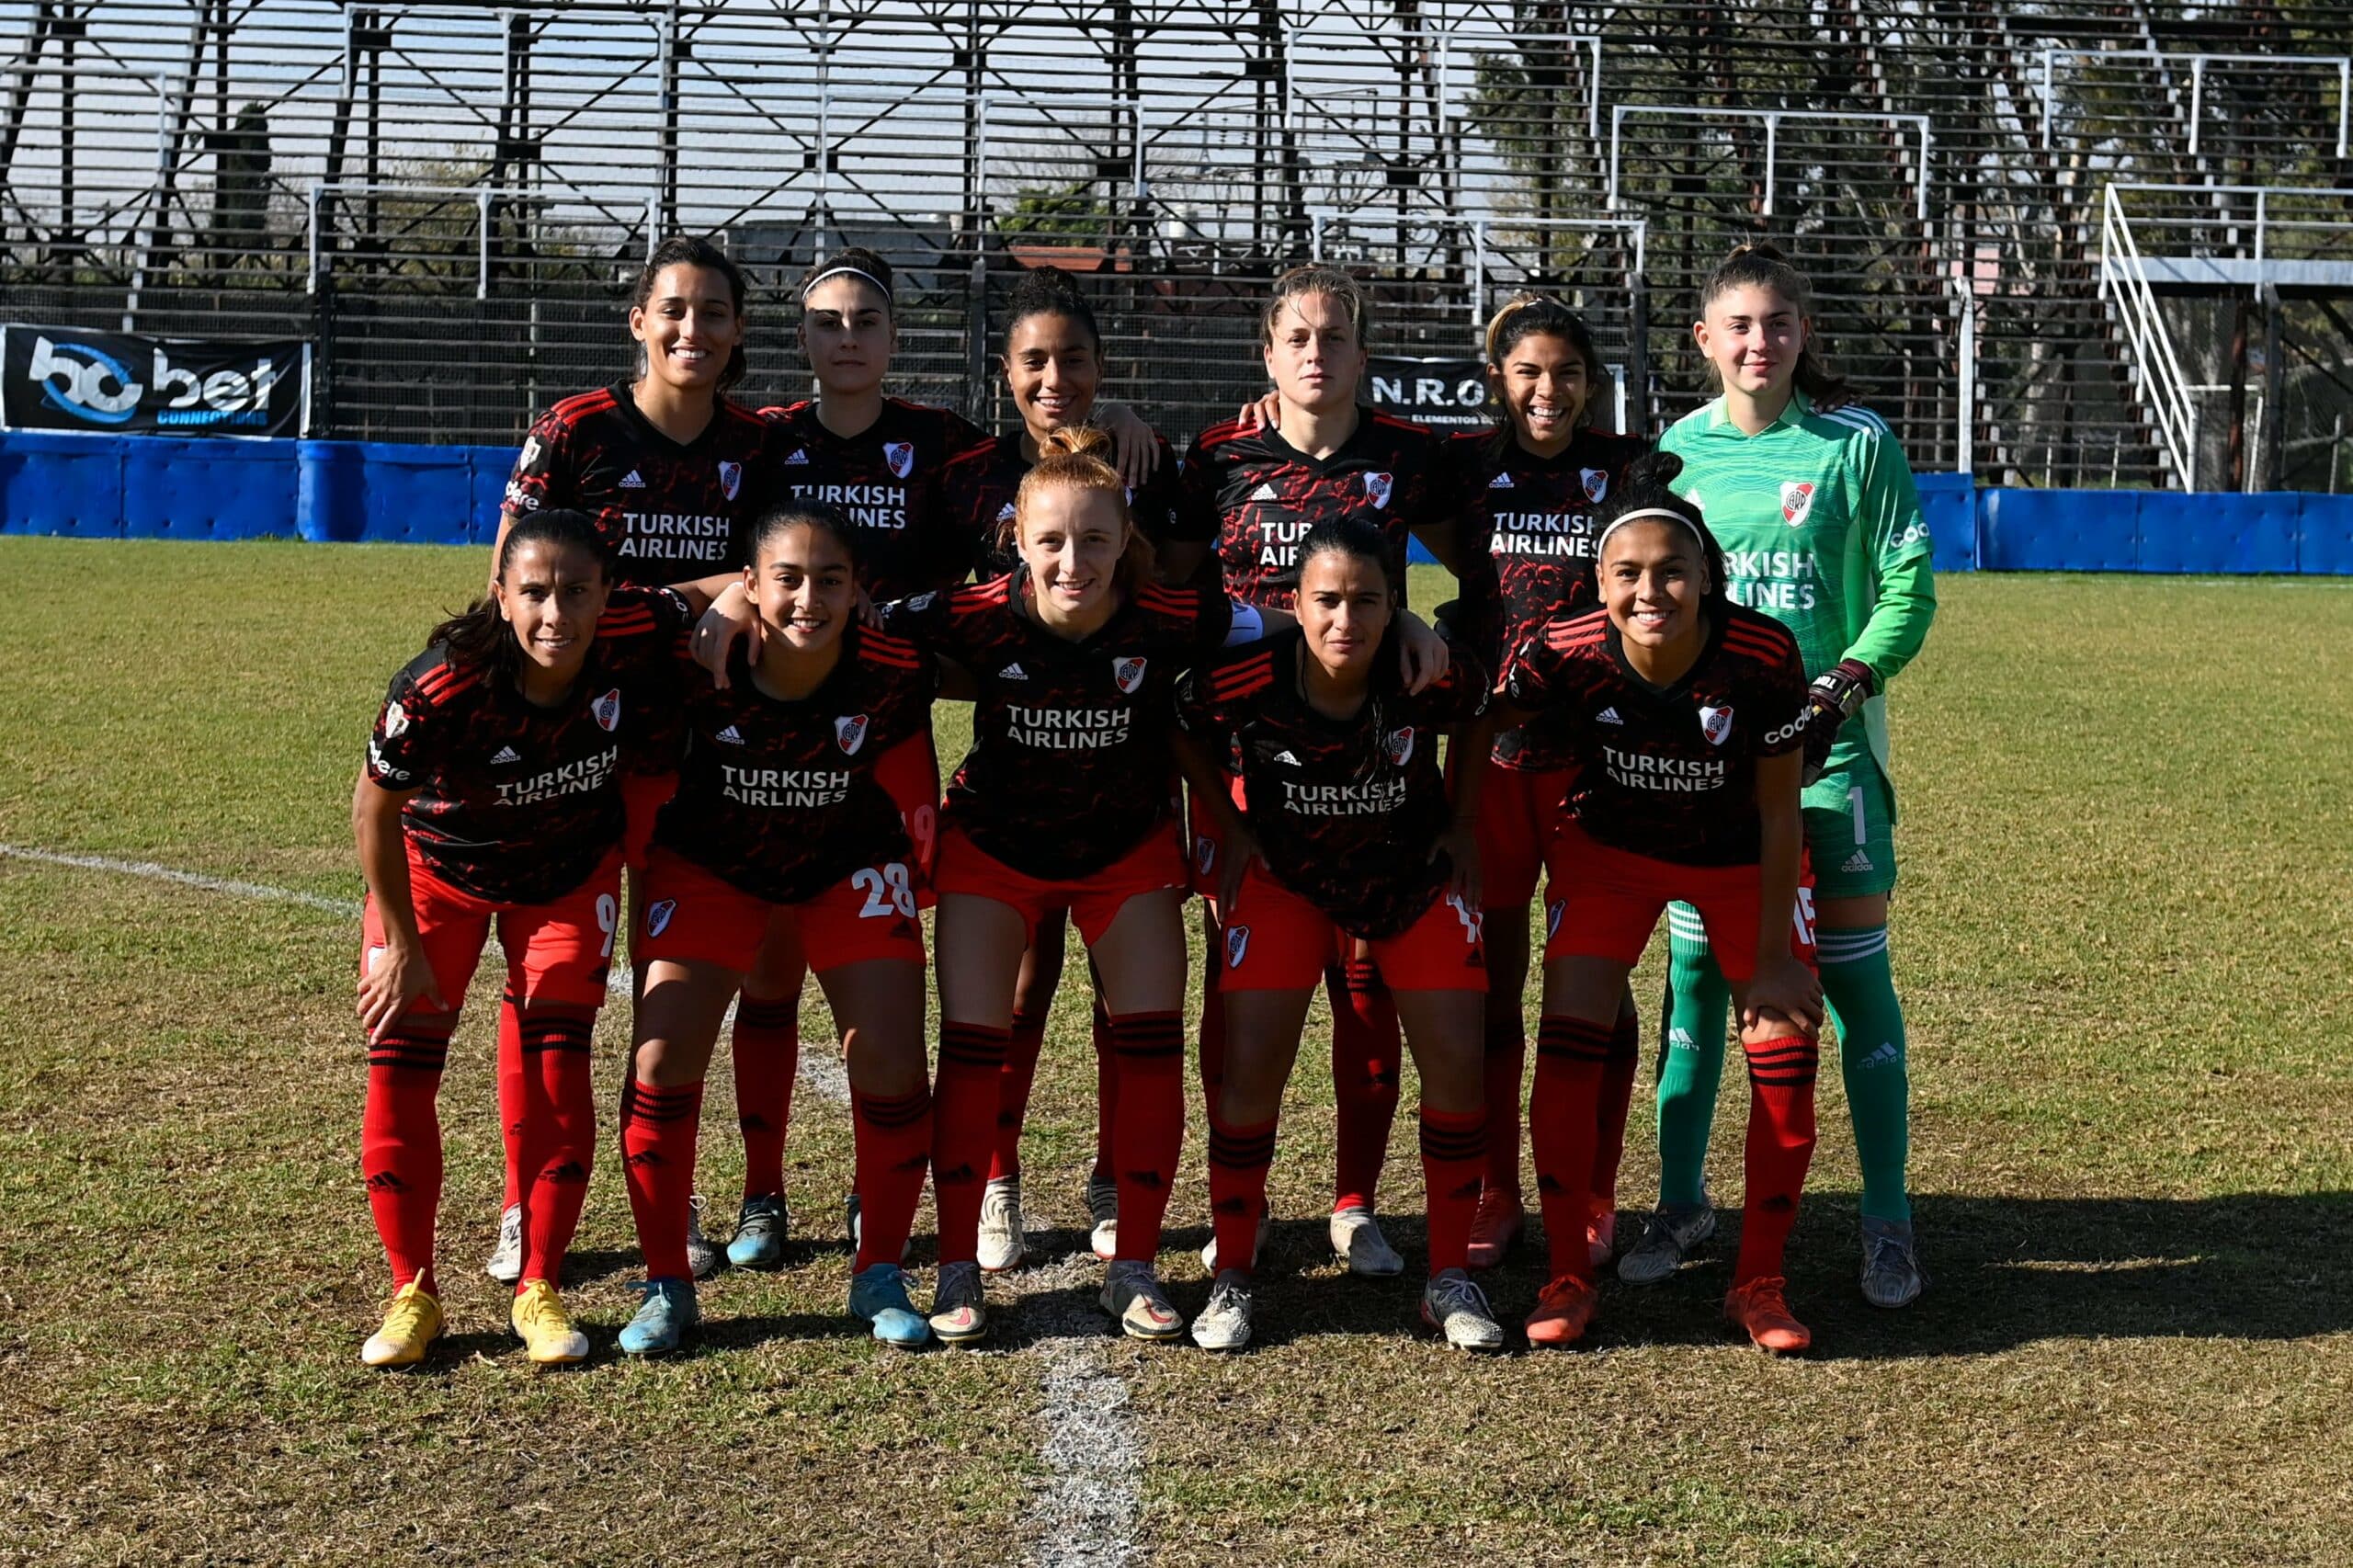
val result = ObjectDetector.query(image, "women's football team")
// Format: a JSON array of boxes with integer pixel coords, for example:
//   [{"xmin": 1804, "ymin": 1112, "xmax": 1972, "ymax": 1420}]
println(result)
[{"xmin": 352, "ymin": 233, "xmax": 1935, "ymax": 1367}]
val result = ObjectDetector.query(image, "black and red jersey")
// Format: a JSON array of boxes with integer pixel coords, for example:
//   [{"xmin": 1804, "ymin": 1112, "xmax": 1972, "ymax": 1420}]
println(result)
[
  {"xmin": 1499, "ymin": 604, "xmax": 1810, "ymax": 867},
  {"xmin": 760, "ymin": 397, "xmax": 992, "ymax": 600},
  {"xmin": 1444, "ymin": 426, "xmax": 1649, "ymax": 769},
  {"xmin": 1177, "ymin": 408, "xmax": 1450, "ymax": 611},
  {"xmin": 942, "ymin": 428, "xmax": 1205, "ymax": 583},
  {"xmin": 652, "ymin": 623, "xmax": 937, "ymax": 905},
  {"xmin": 1176, "ymin": 629, "xmax": 1490, "ymax": 938},
  {"xmin": 367, "ymin": 586, "xmax": 689, "ymax": 903},
  {"xmin": 880, "ymin": 568, "xmax": 1232, "ymax": 881},
  {"xmin": 504, "ymin": 386, "xmax": 773, "ymax": 582}
]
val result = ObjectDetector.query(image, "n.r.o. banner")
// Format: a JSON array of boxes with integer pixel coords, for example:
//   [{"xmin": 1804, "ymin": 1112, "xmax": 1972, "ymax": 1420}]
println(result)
[
  {"xmin": 2, "ymin": 324, "xmax": 309, "ymax": 437},
  {"xmin": 1366, "ymin": 356, "xmax": 1493, "ymax": 431}
]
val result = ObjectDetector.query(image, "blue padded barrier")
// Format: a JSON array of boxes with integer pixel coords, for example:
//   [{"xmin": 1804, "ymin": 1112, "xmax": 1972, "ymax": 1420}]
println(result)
[{"xmin": 7, "ymin": 430, "xmax": 2353, "ymax": 574}]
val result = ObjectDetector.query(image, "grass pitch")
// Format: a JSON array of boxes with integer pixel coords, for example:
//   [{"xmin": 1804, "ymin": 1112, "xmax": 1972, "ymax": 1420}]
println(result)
[{"xmin": 1, "ymin": 538, "xmax": 2348, "ymax": 1565}]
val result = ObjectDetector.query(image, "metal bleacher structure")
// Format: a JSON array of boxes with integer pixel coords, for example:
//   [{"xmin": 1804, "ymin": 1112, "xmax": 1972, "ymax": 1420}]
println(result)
[{"xmin": 3, "ymin": 2, "xmax": 2349, "ymax": 491}]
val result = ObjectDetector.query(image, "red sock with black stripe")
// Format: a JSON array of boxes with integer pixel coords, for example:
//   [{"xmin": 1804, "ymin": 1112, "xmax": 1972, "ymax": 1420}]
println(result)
[
  {"xmin": 1481, "ymin": 1006, "xmax": 1526, "ymax": 1194},
  {"xmin": 851, "ymin": 1085, "xmax": 932, "ymax": 1272},
  {"xmin": 1733, "ymin": 1034, "xmax": 1820, "ymax": 1284},
  {"xmin": 515, "ymin": 1000, "xmax": 597, "ymax": 1287},
  {"xmin": 495, "ymin": 991, "xmax": 525, "ymax": 1211},
  {"xmin": 1590, "ymin": 1011, "xmax": 1642, "ymax": 1222},
  {"xmin": 1198, "ymin": 917, "xmax": 1227, "ymax": 1123},
  {"xmin": 620, "ymin": 1077, "xmax": 704, "ymax": 1281},
  {"xmin": 932, "ymin": 1022, "xmax": 1010, "ymax": 1266},
  {"xmin": 1417, "ymin": 1105, "xmax": 1487, "ymax": 1276},
  {"xmin": 731, "ymin": 993, "xmax": 800, "ymax": 1200},
  {"xmin": 1206, "ymin": 1110, "xmax": 1278, "ymax": 1278},
  {"xmin": 1092, "ymin": 1000, "xmax": 1120, "ymax": 1183},
  {"xmin": 362, "ymin": 1008, "xmax": 457, "ymax": 1293},
  {"xmin": 1108, "ymin": 1011, "xmax": 1185, "ymax": 1262},
  {"xmin": 988, "ymin": 1003, "xmax": 1049, "ymax": 1183},
  {"xmin": 1329, "ymin": 957, "xmax": 1402, "ymax": 1212},
  {"xmin": 1528, "ymin": 1014, "xmax": 1613, "ymax": 1283}
]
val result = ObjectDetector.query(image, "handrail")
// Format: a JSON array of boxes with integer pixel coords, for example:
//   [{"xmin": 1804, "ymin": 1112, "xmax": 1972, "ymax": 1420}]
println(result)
[{"xmin": 2097, "ymin": 183, "xmax": 2200, "ymax": 489}]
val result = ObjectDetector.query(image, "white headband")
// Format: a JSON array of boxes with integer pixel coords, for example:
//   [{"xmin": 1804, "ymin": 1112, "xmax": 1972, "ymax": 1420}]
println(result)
[
  {"xmin": 1596, "ymin": 506, "xmax": 1708, "ymax": 557},
  {"xmin": 800, "ymin": 265, "xmax": 891, "ymax": 301}
]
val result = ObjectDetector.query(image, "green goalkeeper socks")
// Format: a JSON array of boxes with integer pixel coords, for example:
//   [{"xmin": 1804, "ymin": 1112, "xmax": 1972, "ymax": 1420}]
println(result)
[
  {"xmin": 1654, "ymin": 906, "xmax": 1730, "ymax": 1209},
  {"xmin": 1818, "ymin": 923, "xmax": 1912, "ymax": 1225}
]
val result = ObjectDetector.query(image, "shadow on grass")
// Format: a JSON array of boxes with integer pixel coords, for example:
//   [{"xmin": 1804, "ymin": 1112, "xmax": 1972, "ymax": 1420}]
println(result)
[{"xmin": 1097, "ymin": 1193, "xmax": 2353, "ymax": 1358}]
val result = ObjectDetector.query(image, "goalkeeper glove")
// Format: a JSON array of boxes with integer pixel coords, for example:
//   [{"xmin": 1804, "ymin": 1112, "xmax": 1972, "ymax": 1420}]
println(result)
[{"xmin": 1801, "ymin": 658, "xmax": 1875, "ymax": 786}]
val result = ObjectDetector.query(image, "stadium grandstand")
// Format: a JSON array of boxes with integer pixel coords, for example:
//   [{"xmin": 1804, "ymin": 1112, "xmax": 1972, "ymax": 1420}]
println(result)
[{"xmin": 2, "ymin": 1, "xmax": 2347, "ymax": 492}]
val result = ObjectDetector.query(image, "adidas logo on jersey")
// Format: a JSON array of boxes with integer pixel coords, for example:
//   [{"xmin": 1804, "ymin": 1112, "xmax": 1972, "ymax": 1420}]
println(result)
[
  {"xmin": 782, "ymin": 448, "xmax": 810, "ymax": 465},
  {"xmin": 1272, "ymin": 749, "xmax": 1302, "ymax": 766},
  {"xmin": 1249, "ymin": 483, "xmax": 1280, "ymax": 502},
  {"xmin": 490, "ymin": 745, "xmax": 521, "ymax": 765},
  {"xmin": 1596, "ymin": 706, "xmax": 1623, "ymax": 725},
  {"xmin": 620, "ymin": 469, "xmax": 647, "ymax": 489},
  {"xmin": 1488, "ymin": 472, "xmax": 1515, "ymax": 489},
  {"xmin": 998, "ymin": 662, "xmax": 1029, "ymax": 680},
  {"xmin": 1841, "ymin": 848, "xmax": 1874, "ymax": 873},
  {"xmin": 715, "ymin": 724, "xmax": 746, "ymax": 744}
]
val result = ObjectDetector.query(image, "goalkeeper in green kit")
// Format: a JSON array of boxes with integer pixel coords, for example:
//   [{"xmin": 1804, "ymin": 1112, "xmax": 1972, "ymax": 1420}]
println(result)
[{"xmin": 1619, "ymin": 244, "xmax": 1937, "ymax": 1307}]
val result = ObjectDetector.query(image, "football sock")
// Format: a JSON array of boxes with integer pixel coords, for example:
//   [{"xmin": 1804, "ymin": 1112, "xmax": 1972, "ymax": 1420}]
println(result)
[
  {"xmin": 515, "ymin": 999, "xmax": 597, "ymax": 1287},
  {"xmin": 362, "ymin": 1006, "xmax": 457, "ymax": 1294},
  {"xmin": 1197, "ymin": 922, "xmax": 1228, "ymax": 1120},
  {"xmin": 1417, "ymin": 1105, "xmax": 1487, "ymax": 1276},
  {"xmin": 1329, "ymin": 956, "xmax": 1402, "ymax": 1213},
  {"xmin": 1108, "ymin": 1011, "xmax": 1186, "ymax": 1262},
  {"xmin": 620, "ymin": 1077, "xmax": 703, "ymax": 1282},
  {"xmin": 1818, "ymin": 924, "xmax": 1912, "ymax": 1225},
  {"xmin": 730, "ymin": 993, "xmax": 800, "ymax": 1201},
  {"xmin": 1091, "ymin": 998, "xmax": 1119, "ymax": 1184},
  {"xmin": 850, "ymin": 1085, "xmax": 933, "ymax": 1272},
  {"xmin": 1480, "ymin": 1005, "xmax": 1527, "ymax": 1196},
  {"xmin": 1733, "ymin": 1035, "xmax": 1820, "ymax": 1285},
  {"xmin": 1656, "ymin": 908, "xmax": 1732, "ymax": 1208},
  {"xmin": 1206, "ymin": 1111, "xmax": 1278, "ymax": 1279},
  {"xmin": 986, "ymin": 1001, "xmax": 1050, "ymax": 1184},
  {"xmin": 932, "ymin": 1022, "xmax": 1009, "ymax": 1266},
  {"xmin": 495, "ymin": 990, "xmax": 526, "ymax": 1212},
  {"xmin": 1529, "ymin": 1014, "xmax": 1611, "ymax": 1283},
  {"xmin": 1591, "ymin": 1010, "xmax": 1641, "ymax": 1220}
]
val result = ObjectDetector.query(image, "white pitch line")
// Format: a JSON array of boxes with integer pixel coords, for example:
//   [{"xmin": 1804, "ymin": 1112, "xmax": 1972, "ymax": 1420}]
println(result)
[
  {"xmin": 0, "ymin": 843, "xmax": 853, "ymax": 1111},
  {"xmin": 0, "ymin": 842, "xmax": 365, "ymax": 915}
]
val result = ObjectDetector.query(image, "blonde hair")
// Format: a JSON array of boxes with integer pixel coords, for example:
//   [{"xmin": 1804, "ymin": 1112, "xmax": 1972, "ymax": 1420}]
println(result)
[
  {"xmin": 1010, "ymin": 426, "xmax": 1157, "ymax": 595},
  {"xmin": 1260, "ymin": 264, "xmax": 1371, "ymax": 350}
]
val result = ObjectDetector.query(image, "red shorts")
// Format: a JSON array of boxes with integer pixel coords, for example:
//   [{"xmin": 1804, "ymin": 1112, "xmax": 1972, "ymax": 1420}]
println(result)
[
  {"xmin": 871, "ymin": 732, "xmax": 942, "ymax": 894},
  {"xmin": 1477, "ymin": 758, "xmax": 1574, "ymax": 910},
  {"xmin": 934, "ymin": 822, "xmax": 1188, "ymax": 946},
  {"xmin": 621, "ymin": 772, "xmax": 677, "ymax": 872},
  {"xmin": 1185, "ymin": 773, "xmax": 1248, "ymax": 903},
  {"xmin": 1540, "ymin": 824, "xmax": 1816, "ymax": 982},
  {"xmin": 362, "ymin": 846, "xmax": 620, "ymax": 1008},
  {"xmin": 634, "ymin": 849, "xmax": 925, "ymax": 975},
  {"xmin": 1219, "ymin": 864, "xmax": 1487, "ymax": 994}
]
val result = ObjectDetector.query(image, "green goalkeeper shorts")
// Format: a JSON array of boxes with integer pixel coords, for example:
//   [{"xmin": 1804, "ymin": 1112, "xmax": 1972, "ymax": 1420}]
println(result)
[{"xmin": 1802, "ymin": 758, "xmax": 1899, "ymax": 901}]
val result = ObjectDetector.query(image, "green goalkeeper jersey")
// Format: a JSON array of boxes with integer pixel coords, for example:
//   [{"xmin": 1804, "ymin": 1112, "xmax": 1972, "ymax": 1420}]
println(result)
[{"xmin": 1657, "ymin": 391, "xmax": 1937, "ymax": 790}]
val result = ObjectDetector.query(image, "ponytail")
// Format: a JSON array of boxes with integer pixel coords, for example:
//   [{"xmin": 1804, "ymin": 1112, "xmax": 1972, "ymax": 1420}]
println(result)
[
  {"xmin": 1014, "ymin": 425, "xmax": 1158, "ymax": 596},
  {"xmin": 1698, "ymin": 242, "xmax": 1849, "ymax": 405},
  {"xmin": 1587, "ymin": 451, "xmax": 1731, "ymax": 618}
]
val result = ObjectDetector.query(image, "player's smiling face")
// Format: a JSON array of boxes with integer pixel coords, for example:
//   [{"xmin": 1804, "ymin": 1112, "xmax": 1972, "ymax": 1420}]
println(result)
[
  {"xmin": 1600, "ymin": 519, "xmax": 1704, "ymax": 652},
  {"xmin": 1019, "ymin": 483, "xmax": 1126, "ymax": 628},
  {"xmin": 1297, "ymin": 547, "xmax": 1391, "ymax": 683},
  {"xmin": 748, "ymin": 521, "xmax": 856, "ymax": 654},
  {"xmin": 631, "ymin": 263, "xmax": 740, "ymax": 395},
  {"xmin": 494, "ymin": 540, "xmax": 609, "ymax": 679},
  {"xmin": 1005, "ymin": 312, "xmax": 1101, "ymax": 439},
  {"xmin": 1492, "ymin": 331, "xmax": 1590, "ymax": 456},
  {"xmin": 1263, "ymin": 292, "xmax": 1367, "ymax": 417},
  {"xmin": 798, "ymin": 275, "xmax": 895, "ymax": 399},
  {"xmin": 1696, "ymin": 283, "xmax": 1806, "ymax": 398}
]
